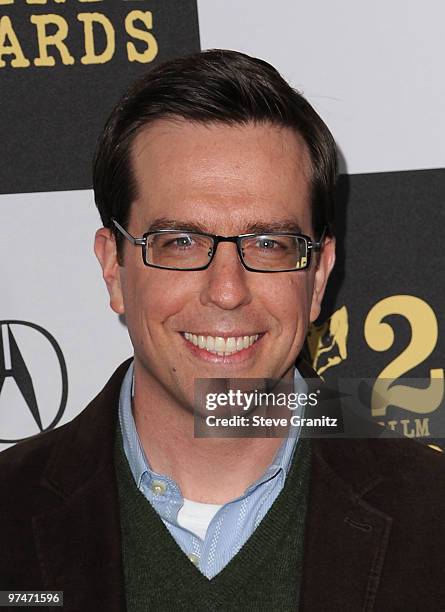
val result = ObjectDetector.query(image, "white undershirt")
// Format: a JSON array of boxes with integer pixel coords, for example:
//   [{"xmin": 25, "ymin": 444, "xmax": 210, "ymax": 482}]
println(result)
[{"xmin": 177, "ymin": 498, "xmax": 223, "ymax": 540}]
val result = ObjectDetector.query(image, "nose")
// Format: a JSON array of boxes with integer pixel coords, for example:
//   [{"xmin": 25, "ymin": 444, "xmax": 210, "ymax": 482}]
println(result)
[{"xmin": 199, "ymin": 242, "xmax": 252, "ymax": 310}]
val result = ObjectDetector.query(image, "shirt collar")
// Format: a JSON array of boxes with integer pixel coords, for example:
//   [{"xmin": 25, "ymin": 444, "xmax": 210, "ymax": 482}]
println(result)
[
  {"xmin": 118, "ymin": 360, "xmax": 307, "ymax": 495},
  {"xmin": 244, "ymin": 367, "xmax": 307, "ymax": 492},
  {"xmin": 118, "ymin": 361, "xmax": 149, "ymax": 490}
]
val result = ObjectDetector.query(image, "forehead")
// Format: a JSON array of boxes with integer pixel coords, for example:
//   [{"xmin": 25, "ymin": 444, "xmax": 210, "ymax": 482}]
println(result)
[{"xmin": 129, "ymin": 119, "xmax": 313, "ymax": 232}]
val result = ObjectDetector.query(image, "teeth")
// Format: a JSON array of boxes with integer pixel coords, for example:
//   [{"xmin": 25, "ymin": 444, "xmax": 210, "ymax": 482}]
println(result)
[
  {"xmin": 183, "ymin": 332, "xmax": 260, "ymax": 355},
  {"xmin": 214, "ymin": 336, "xmax": 225, "ymax": 352},
  {"xmin": 226, "ymin": 337, "xmax": 236, "ymax": 352}
]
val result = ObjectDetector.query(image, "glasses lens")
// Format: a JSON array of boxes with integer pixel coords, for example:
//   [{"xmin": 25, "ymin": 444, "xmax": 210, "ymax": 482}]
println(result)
[
  {"xmin": 241, "ymin": 235, "xmax": 308, "ymax": 271},
  {"xmin": 146, "ymin": 232, "xmax": 214, "ymax": 269}
]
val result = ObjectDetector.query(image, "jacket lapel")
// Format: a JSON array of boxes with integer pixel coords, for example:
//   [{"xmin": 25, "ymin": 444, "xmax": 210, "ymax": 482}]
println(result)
[
  {"xmin": 301, "ymin": 437, "xmax": 393, "ymax": 612},
  {"xmin": 32, "ymin": 471, "xmax": 125, "ymax": 612},
  {"xmin": 296, "ymin": 357, "xmax": 393, "ymax": 611},
  {"xmin": 32, "ymin": 360, "xmax": 132, "ymax": 612}
]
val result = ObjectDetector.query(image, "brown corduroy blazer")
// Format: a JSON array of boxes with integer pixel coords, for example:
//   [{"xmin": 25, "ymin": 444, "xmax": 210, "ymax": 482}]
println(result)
[{"xmin": 1, "ymin": 358, "xmax": 445, "ymax": 611}]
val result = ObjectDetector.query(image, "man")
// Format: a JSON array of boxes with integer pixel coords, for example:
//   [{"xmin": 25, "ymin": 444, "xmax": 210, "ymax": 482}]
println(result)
[{"xmin": 1, "ymin": 49, "xmax": 445, "ymax": 611}]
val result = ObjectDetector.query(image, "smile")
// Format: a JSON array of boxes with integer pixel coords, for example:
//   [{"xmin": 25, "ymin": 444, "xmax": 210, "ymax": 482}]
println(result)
[{"xmin": 182, "ymin": 332, "xmax": 260, "ymax": 356}]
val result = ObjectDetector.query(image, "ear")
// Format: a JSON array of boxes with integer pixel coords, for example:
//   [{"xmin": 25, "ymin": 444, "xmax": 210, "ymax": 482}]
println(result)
[
  {"xmin": 94, "ymin": 228, "xmax": 125, "ymax": 315},
  {"xmin": 309, "ymin": 236, "xmax": 336, "ymax": 323}
]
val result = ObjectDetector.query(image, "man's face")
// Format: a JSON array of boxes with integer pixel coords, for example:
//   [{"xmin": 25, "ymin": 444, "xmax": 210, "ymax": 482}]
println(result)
[{"xmin": 96, "ymin": 119, "xmax": 335, "ymax": 409}]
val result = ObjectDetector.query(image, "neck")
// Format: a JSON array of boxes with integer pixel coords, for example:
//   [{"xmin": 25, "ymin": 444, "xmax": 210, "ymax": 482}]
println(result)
[{"xmin": 132, "ymin": 360, "xmax": 288, "ymax": 504}]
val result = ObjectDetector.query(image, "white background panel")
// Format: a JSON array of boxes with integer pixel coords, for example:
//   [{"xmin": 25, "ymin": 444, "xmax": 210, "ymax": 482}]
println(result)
[
  {"xmin": 0, "ymin": 191, "xmax": 132, "ymax": 450},
  {"xmin": 198, "ymin": 0, "xmax": 445, "ymax": 174}
]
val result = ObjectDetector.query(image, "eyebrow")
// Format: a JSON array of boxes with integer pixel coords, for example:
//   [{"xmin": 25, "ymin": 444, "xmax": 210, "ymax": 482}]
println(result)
[{"xmin": 145, "ymin": 217, "xmax": 304, "ymax": 234}]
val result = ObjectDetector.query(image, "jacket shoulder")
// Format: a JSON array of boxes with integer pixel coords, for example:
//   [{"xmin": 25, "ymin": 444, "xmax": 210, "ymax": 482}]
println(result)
[
  {"xmin": 315, "ymin": 433, "xmax": 445, "ymax": 500},
  {"xmin": 368, "ymin": 435, "xmax": 445, "ymax": 493},
  {"xmin": 0, "ymin": 359, "xmax": 131, "ymax": 512},
  {"xmin": 0, "ymin": 417, "xmax": 81, "ymax": 514},
  {"xmin": 0, "ymin": 420, "xmax": 74, "ymax": 483}
]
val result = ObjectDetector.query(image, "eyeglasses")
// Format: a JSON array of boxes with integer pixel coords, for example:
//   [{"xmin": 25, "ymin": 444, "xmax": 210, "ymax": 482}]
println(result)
[{"xmin": 112, "ymin": 219, "xmax": 326, "ymax": 273}]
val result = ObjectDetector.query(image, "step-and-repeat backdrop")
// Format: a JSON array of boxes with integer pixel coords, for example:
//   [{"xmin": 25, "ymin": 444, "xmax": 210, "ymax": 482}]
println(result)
[{"xmin": 1, "ymin": 0, "xmax": 444, "ymax": 450}]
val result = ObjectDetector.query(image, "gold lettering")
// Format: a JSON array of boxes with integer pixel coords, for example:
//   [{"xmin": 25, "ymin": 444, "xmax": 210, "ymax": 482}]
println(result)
[
  {"xmin": 386, "ymin": 420, "xmax": 398, "ymax": 431},
  {"xmin": 31, "ymin": 14, "xmax": 75, "ymax": 66},
  {"xmin": 415, "ymin": 417, "xmax": 430, "ymax": 437},
  {"xmin": 0, "ymin": 16, "xmax": 30, "ymax": 68},
  {"xmin": 0, "ymin": 0, "xmax": 14, "ymax": 5},
  {"xmin": 401, "ymin": 419, "xmax": 415, "ymax": 438},
  {"xmin": 27, "ymin": 0, "xmax": 66, "ymax": 5},
  {"xmin": 125, "ymin": 10, "xmax": 158, "ymax": 63},
  {"xmin": 77, "ymin": 12, "xmax": 115, "ymax": 65}
]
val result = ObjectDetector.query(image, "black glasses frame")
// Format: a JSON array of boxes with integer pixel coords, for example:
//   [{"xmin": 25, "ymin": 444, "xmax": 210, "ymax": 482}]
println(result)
[{"xmin": 112, "ymin": 219, "xmax": 326, "ymax": 273}]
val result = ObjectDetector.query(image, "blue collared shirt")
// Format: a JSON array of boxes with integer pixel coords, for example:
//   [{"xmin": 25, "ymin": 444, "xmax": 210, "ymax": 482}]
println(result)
[{"xmin": 118, "ymin": 361, "xmax": 305, "ymax": 579}]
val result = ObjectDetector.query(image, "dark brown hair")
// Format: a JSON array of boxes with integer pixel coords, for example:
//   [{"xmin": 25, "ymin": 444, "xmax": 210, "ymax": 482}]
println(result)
[{"xmin": 93, "ymin": 49, "xmax": 337, "ymax": 254}]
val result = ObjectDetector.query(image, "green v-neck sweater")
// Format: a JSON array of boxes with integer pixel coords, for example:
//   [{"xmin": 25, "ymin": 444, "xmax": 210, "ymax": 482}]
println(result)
[{"xmin": 114, "ymin": 431, "xmax": 311, "ymax": 612}]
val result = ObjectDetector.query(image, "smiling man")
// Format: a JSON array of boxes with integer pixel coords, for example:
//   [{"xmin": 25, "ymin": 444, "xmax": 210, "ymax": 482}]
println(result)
[
  {"xmin": 1, "ymin": 50, "xmax": 445, "ymax": 611},
  {"xmin": 95, "ymin": 112, "xmax": 334, "ymax": 506}
]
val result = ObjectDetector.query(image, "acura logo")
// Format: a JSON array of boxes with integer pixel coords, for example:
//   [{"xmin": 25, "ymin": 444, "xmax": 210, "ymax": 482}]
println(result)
[{"xmin": 0, "ymin": 320, "xmax": 68, "ymax": 444}]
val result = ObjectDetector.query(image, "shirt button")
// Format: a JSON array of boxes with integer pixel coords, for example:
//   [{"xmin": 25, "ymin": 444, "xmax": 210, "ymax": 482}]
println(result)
[
  {"xmin": 188, "ymin": 553, "xmax": 200, "ymax": 566},
  {"xmin": 151, "ymin": 480, "xmax": 167, "ymax": 495}
]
